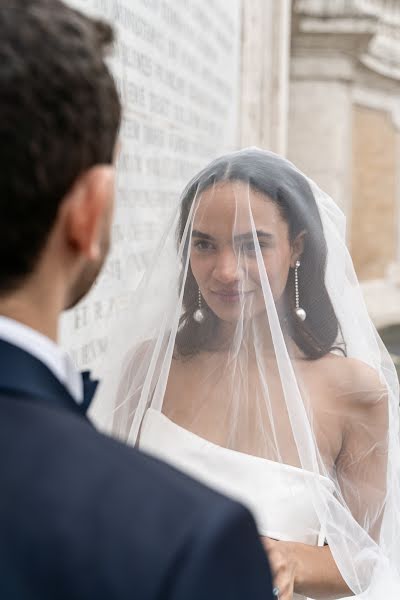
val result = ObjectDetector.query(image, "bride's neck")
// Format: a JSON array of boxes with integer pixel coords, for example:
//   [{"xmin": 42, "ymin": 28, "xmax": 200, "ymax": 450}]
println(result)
[
  {"xmin": 213, "ymin": 312, "xmax": 301, "ymax": 360},
  {"xmin": 214, "ymin": 316, "xmax": 274, "ymax": 351}
]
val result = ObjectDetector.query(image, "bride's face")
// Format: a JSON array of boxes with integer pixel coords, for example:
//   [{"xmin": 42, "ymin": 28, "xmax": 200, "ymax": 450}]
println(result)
[{"xmin": 190, "ymin": 181, "xmax": 296, "ymax": 323}]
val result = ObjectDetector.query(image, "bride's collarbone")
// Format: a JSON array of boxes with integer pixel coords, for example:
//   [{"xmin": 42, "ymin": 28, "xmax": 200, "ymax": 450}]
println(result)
[{"xmin": 165, "ymin": 352, "xmax": 345, "ymax": 457}]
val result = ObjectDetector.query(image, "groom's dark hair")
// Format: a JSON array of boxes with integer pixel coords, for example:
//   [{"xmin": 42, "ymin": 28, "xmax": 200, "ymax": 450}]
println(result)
[{"xmin": 0, "ymin": 0, "xmax": 121, "ymax": 293}]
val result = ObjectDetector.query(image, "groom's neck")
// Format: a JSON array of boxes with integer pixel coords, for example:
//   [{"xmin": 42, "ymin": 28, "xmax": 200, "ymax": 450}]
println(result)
[{"xmin": 0, "ymin": 271, "xmax": 64, "ymax": 343}]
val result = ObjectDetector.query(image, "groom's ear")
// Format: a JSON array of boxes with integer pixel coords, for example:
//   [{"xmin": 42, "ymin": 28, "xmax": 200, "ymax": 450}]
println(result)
[{"xmin": 61, "ymin": 165, "xmax": 116, "ymax": 261}]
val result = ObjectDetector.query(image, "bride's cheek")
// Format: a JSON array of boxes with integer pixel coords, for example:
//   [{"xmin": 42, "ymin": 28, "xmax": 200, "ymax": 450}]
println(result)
[
  {"xmin": 268, "ymin": 273, "xmax": 287, "ymax": 304},
  {"xmin": 190, "ymin": 256, "xmax": 206, "ymax": 281}
]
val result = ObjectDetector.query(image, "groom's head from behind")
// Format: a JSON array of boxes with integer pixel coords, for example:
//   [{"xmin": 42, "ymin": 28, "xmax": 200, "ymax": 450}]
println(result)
[{"xmin": 0, "ymin": 0, "xmax": 121, "ymax": 311}]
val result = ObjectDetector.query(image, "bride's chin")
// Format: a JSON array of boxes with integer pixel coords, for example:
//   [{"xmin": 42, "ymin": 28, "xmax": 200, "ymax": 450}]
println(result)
[
  {"xmin": 212, "ymin": 307, "xmax": 251, "ymax": 324},
  {"xmin": 213, "ymin": 308, "xmax": 270, "ymax": 330}
]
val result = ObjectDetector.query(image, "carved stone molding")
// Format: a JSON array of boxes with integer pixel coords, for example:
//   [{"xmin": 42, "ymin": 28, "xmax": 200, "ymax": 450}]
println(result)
[{"xmin": 293, "ymin": 0, "xmax": 400, "ymax": 81}]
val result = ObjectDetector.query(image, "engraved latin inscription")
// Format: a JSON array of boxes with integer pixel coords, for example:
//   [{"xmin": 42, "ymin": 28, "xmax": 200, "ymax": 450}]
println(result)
[{"xmin": 61, "ymin": 0, "xmax": 240, "ymax": 373}]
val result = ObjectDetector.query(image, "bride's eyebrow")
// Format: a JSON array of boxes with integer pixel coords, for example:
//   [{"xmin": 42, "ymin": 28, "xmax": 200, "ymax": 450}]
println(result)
[
  {"xmin": 235, "ymin": 230, "xmax": 274, "ymax": 241},
  {"xmin": 191, "ymin": 230, "xmax": 274, "ymax": 241},
  {"xmin": 192, "ymin": 230, "xmax": 215, "ymax": 240}
]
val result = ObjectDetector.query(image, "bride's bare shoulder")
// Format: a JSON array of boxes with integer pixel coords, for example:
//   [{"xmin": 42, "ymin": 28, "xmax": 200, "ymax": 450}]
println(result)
[{"xmin": 320, "ymin": 353, "xmax": 387, "ymax": 407}]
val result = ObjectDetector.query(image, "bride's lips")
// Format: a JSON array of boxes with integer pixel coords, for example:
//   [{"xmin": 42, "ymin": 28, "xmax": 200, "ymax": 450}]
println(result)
[{"xmin": 210, "ymin": 290, "xmax": 255, "ymax": 304}]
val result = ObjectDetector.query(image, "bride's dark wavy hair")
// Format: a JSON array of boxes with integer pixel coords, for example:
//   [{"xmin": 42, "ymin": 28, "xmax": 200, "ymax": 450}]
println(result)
[{"xmin": 175, "ymin": 149, "xmax": 346, "ymax": 360}]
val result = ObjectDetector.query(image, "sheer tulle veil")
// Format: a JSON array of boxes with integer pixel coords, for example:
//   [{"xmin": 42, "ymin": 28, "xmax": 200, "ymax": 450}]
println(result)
[{"xmin": 92, "ymin": 148, "xmax": 400, "ymax": 597}]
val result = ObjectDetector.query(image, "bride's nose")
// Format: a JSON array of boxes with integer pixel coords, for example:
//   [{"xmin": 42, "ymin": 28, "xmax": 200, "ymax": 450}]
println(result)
[{"xmin": 212, "ymin": 247, "xmax": 242, "ymax": 283}]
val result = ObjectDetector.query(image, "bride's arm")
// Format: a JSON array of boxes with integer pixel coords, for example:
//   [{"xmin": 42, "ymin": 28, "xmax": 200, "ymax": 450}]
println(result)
[
  {"xmin": 261, "ymin": 361, "xmax": 388, "ymax": 600},
  {"xmin": 261, "ymin": 537, "xmax": 350, "ymax": 600},
  {"xmin": 334, "ymin": 361, "xmax": 388, "ymax": 543}
]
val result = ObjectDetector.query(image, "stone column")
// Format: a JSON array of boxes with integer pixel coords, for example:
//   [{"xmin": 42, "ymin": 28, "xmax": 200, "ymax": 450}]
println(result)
[
  {"xmin": 288, "ymin": 54, "xmax": 354, "ymax": 215},
  {"xmin": 240, "ymin": 0, "xmax": 292, "ymax": 155},
  {"xmin": 288, "ymin": 2, "xmax": 377, "ymax": 214}
]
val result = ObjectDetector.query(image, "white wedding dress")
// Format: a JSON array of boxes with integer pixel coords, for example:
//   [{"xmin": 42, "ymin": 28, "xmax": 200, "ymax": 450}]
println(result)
[{"xmin": 139, "ymin": 408, "xmax": 335, "ymax": 600}]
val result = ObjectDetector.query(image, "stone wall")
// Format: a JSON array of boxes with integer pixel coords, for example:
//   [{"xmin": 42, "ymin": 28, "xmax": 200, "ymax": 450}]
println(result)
[
  {"xmin": 61, "ymin": 0, "xmax": 241, "ymax": 372},
  {"xmin": 240, "ymin": 0, "xmax": 291, "ymax": 155},
  {"xmin": 289, "ymin": 0, "xmax": 400, "ymax": 332},
  {"xmin": 351, "ymin": 104, "xmax": 397, "ymax": 280},
  {"xmin": 288, "ymin": 71, "xmax": 353, "ymax": 214}
]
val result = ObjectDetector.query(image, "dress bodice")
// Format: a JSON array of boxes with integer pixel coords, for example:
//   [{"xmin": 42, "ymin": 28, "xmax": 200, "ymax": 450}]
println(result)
[{"xmin": 139, "ymin": 408, "xmax": 335, "ymax": 600}]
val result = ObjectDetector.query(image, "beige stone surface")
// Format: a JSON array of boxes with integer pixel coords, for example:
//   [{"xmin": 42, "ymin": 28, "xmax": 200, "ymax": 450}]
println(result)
[
  {"xmin": 288, "ymin": 75, "xmax": 353, "ymax": 214},
  {"xmin": 351, "ymin": 104, "xmax": 397, "ymax": 280},
  {"xmin": 240, "ymin": 0, "xmax": 291, "ymax": 154}
]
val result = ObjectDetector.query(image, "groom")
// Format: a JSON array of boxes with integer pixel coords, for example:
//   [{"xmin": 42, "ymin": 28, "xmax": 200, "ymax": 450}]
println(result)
[{"xmin": 0, "ymin": 1, "xmax": 274, "ymax": 599}]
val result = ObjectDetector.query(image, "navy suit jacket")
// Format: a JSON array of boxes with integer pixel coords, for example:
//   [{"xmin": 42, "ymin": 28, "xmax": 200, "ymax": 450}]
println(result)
[{"xmin": 0, "ymin": 339, "xmax": 273, "ymax": 599}]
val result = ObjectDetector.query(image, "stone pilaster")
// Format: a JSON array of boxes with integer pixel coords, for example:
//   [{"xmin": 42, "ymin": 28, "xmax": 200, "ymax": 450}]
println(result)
[{"xmin": 240, "ymin": 0, "xmax": 291, "ymax": 155}]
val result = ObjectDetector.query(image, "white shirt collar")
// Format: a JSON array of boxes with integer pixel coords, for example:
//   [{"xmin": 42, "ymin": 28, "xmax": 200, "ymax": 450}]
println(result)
[{"xmin": 0, "ymin": 316, "xmax": 83, "ymax": 404}]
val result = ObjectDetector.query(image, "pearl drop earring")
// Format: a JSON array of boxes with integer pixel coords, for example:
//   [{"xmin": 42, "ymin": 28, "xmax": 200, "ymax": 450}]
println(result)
[
  {"xmin": 294, "ymin": 260, "xmax": 307, "ymax": 322},
  {"xmin": 193, "ymin": 288, "xmax": 206, "ymax": 323}
]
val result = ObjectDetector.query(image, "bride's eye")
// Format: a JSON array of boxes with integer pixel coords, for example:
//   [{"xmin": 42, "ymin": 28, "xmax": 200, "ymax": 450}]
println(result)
[
  {"xmin": 239, "ymin": 240, "xmax": 269, "ymax": 255},
  {"xmin": 193, "ymin": 240, "xmax": 214, "ymax": 252},
  {"xmin": 244, "ymin": 241, "xmax": 256, "ymax": 253},
  {"xmin": 239, "ymin": 241, "xmax": 257, "ymax": 254}
]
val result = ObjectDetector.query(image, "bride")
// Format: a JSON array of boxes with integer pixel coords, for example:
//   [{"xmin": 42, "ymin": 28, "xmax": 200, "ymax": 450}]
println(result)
[{"xmin": 96, "ymin": 149, "xmax": 400, "ymax": 599}]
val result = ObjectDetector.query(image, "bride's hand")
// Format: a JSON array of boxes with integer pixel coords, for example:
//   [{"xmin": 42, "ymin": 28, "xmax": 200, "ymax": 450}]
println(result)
[{"xmin": 260, "ymin": 537, "xmax": 297, "ymax": 600}]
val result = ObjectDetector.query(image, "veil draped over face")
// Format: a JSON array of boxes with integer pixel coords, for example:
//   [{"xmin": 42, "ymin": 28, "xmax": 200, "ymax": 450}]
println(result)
[{"xmin": 93, "ymin": 149, "xmax": 400, "ymax": 598}]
